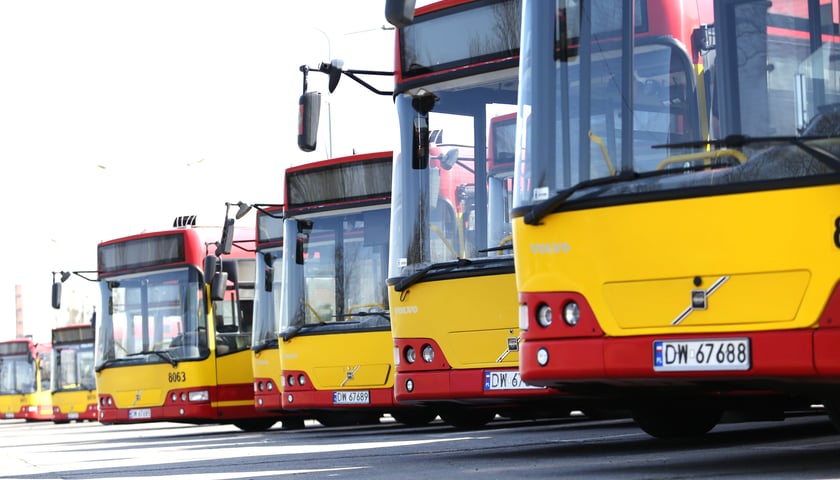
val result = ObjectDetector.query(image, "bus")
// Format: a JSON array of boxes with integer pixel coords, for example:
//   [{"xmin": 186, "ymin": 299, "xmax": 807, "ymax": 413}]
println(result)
[
  {"xmin": 51, "ymin": 323, "xmax": 97, "ymax": 423},
  {"xmin": 371, "ymin": 0, "xmax": 584, "ymax": 428},
  {"xmin": 512, "ymin": 0, "xmax": 840, "ymax": 437},
  {"xmin": 249, "ymin": 206, "xmax": 286, "ymax": 410},
  {"xmin": 92, "ymin": 215, "xmax": 284, "ymax": 431},
  {"xmin": 0, "ymin": 338, "xmax": 52, "ymax": 421},
  {"xmin": 274, "ymin": 152, "xmax": 437, "ymax": 427}
]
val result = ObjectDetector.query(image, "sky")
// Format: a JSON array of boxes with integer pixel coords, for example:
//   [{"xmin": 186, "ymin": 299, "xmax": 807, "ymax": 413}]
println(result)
[{"xmin": 0, "ymin": 1, "xmax": 399, "ymax": 342}]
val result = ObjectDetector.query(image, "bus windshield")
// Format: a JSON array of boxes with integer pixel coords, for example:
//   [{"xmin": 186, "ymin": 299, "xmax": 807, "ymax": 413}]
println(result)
[
  {"xmin": 252, "ymin": 245, "xmax": 283, "ymax": 350},
  {"xmin": 53, "ymin": 343, "xmax": 95, "ymax": 392},
  {"xmin": 96, "ymin": 267, "xmax": 206, "ymax": 369},
  {"xmin": 514, "ymin": 0, "xmax": 840, "ymax": 211},
  {"xmin": 281, "ymin": 209, "xmax": 390, "ymax": 336},
  {"xmin": 0, "ymin": 354, "xmax": 35, "ymax": 394}
]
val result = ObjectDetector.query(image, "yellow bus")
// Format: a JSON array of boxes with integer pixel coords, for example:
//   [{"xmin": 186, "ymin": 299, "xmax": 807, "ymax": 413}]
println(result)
[
  {"xmin": 369, "ymin": 0, "xmax": 581, "ymax": 428},
  {"xmin": 262, "ymin": 152, "xmax": 436, "ymax": 427},
  {"xmin": 50, "ymin": 323, "xmax": 97, "ymax": 423},
  {"xmin": 0, "ymin": 338, "xmax": 52, "ymax": 421},
  {"xmin": 513, "ymin": 0, "xmax": 840, "ymax": 437},
  {"xmin": 249, "ymin": 207, "xmax": 285, "ymax": 407},
  {"xmin": 92, "ymin": 215, "xmax": 283, "ymax": 430}
]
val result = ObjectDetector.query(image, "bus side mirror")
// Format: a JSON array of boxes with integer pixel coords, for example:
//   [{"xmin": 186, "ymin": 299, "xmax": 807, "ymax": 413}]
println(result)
[
  {"xmin": 211, "ymin": 271, "xmax": 228, "ymax": 301},
  {"xmin": 51, "ymin": 282, "xmax": 62, "ymax": 310},
  {"xmin": 204, "ymin": 255, "xmax": 218, "ymax": 285},
  {"xmin": 263, "ymin": 252, "xmax": 274, "ymax": 293},
  {"xmin": 298, "ymin": 91, "xmax": 322, "ymax": 152},
  {"xmin": 264, "ymin": 266, "xmax": 274, "ymax": 292},
  {"xmin": 295, "ymin": 220, "xmax": 313, "ymax": 265},
  {"xmin": 412, "ymin": 116, "xmax": 430, "ymax": 170},
  {"xmin": 385, "ymin": 0, "xmax": 415, "ymax": 27},
  {"xmin": 216, "ymin": 218, "xmax": 235, "ymax": 256}
]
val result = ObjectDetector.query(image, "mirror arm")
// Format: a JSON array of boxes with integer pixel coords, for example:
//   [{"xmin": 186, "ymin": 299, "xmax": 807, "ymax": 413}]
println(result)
[{"xmin": 309, "ymin": 62, "xmax": 394, "ymax": 96}]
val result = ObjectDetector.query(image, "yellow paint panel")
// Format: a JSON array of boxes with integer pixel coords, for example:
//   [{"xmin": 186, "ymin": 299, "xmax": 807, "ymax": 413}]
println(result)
[
  {"xmin": 389, "ymin": 272, "xmax": 520, "ymax": 369},
  {"xmin": 281, "ymin": 330, "xmax": 394, "ymax": 389},
  {"xmin": 514, "ymin": 184, "xmax": 840, "ymax": 336},
  {"xmin": 604, "ymin": 270, "xmax": 809, "ymax": 329},
  {"xmin": 115, "ymin": 388, "xmax": 163, "ymax": 408}
]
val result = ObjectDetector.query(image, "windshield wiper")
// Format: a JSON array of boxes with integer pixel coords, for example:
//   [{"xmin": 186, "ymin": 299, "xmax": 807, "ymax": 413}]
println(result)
[
  {"xmin": 252, "ymin": 337, "xmax": 278, "ymax": 353},
  {"xmin": 95, "ymin": 359, "xmax": 117, "ymax": 372},
  {"xmin": 281, "ymin": 323, "xmax": 329, "ymax": 342},
  {"xmin": 394, "ymin": 258, "xmax": 473, "ymax": 292},
  {"xmin": 479, "ymin": 244, "xmax": 513, "ymax": 254},
  {"xmin": 524, "ymin": 170, "xmax": 639, "ymax": 225},
  {"xmin": 333, "ymin": 311, "xmax": 390, "ymax": 322},
  {"xmin": 127, "ymin": 350, "xmax": 178, "ymax": 367}
]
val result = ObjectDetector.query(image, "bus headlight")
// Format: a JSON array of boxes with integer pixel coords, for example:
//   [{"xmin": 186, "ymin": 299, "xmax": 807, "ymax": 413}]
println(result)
[
  {"xmin": 188, "ymin": 390, "xmax": 209, "ymax": 402},
  {"xmin": 298, "ymin": 374, "xmax": 306, "ymax": 386},
  {"xmin": 405, "ymin": 378, "xmax": 414, "ymax": 392},
  {"xmin": 563, "ymin": 301, "xmax": 580, "ymax": 326},
  {"xmin": 404, "ymin": 346, "xmax": 416, "ymax": 364},
  {"xmin": 287, "ymin": 374, "xmax": 296, "ymax": 387},
  {"xmin": 536, "ymin": 304, "xmax": 553, "ymax": 327},
  {"xmin": 421, "ymin": 344, "xmax": 434, "ymax": 363},
  {"xmin": 267, "ymin": 381, "xmax": 274, "ymax": 391}
]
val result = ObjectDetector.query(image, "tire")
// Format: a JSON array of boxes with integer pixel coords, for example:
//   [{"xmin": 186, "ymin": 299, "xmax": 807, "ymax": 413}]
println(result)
[
  {"xmin": 391, "ymin": 409, "xmax": 438, "ymax": 426},
  {"xmin": 631, "ymin": 404, "xmax": 721, "ymax": 439},
  {"xmin": 316, "ymin": 411, "xmax": 381, "ymax": 427},
  {"xmin": 233, "ymin": 418, "xmax": 278, "ymax": 432},
  {"xmin": 281, "ymin": 416, "xmax": 307, "ymax": 430},
  {"xmin": 825, "ymin": 398, "xmax": 840, "ymax": 432},
  {"xmin": 439, "ymin": 408, "xmax": 496, "ymax": 429}
]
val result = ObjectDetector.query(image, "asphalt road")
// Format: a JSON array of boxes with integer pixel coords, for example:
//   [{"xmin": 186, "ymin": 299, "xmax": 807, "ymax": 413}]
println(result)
[{"xmin": 2, "ymin": 413, "xmax": 840, "ymax": 479}]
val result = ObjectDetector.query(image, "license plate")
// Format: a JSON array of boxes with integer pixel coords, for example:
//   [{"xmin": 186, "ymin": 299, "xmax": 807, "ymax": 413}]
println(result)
[
  {"xmin": 653, "ymin": 338, "xmax": 750, "ymax": 372},
  {"xmin": 128, "ymin": 408, "xmax": 152, "ymax": 419},
  {"xmin": 333, "ymin": 390, "xmax": 370, "ymax": 405},
  {"xmin": 484, "ymin": 370, "xmax": 542, "ymax": 390},
  {"xmin": 4, "ymin": 413, "xmax": 14, "ymax": 419},
  {"xmin": 68, "ymin": 413, "xmax": 79, "ymax": 420}
]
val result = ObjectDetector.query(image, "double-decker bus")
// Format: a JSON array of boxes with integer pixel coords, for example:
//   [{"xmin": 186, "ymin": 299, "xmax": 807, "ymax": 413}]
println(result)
[
  {"xmin": 0, "ymin": 338, "xmax": 52, "ymax": 421},
  {"xmin": 51, "ymin": 323, "xmax": 97, "ymax": 423},
  {"xmin": 513, "ymin": 0, "xmax": 840, "ymax": 437},
  {"xmin": 372, "ymin": 0, "xmax": 583, "ymax": 428},
  {"xmin": 275, "ymin": 152, "xmax": 437, "ymax": 427},
  {"xmin": 93, "ymin": 215, "xmax": 284, "ymax": 431}
]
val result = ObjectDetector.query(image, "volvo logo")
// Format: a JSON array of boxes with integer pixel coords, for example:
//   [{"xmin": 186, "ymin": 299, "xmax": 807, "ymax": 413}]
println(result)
[
  {"xmin": 671, "ymin": 276, "xmax": 729, "ymax": 325},
  {"xmin": 340, "ymin": 365, "xmax": 360, "ymax": 387},
  {"xmin": 496, "ymin": 333, "xmax": 521, "ymax": 362}
]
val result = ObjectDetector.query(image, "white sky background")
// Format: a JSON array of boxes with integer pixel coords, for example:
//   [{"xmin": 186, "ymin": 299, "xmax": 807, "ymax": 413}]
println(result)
[{"xmin": 0, "ymin": 1, "xmax": 398, "ymax": 342}]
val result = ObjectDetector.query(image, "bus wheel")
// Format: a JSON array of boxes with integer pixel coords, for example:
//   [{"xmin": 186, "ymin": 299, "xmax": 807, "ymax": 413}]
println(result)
[
  {"xmin": 439, "ymin": 408, "xmax": 496, "ymax": 429},
  {"xmin": 631, "ymin": 404, "xmax": 721, "ymax": 439},
  {"xmin": 391, "ymin": 409, "xmax": 438, "ymax": 426},
  {"xmin": 281, "ymin": 416, "xmax": 306, "ymax": 430},
  {"xmin": 233, "ymin": 418, "xmax": 277, "ymax": 432},
  {"xmin": 316, "ymin": 412, "xmax": 381, "ymax": 427},
  {"xmin": 824, "ymin": 398, "xmax": 840, "ymax": 432}
]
